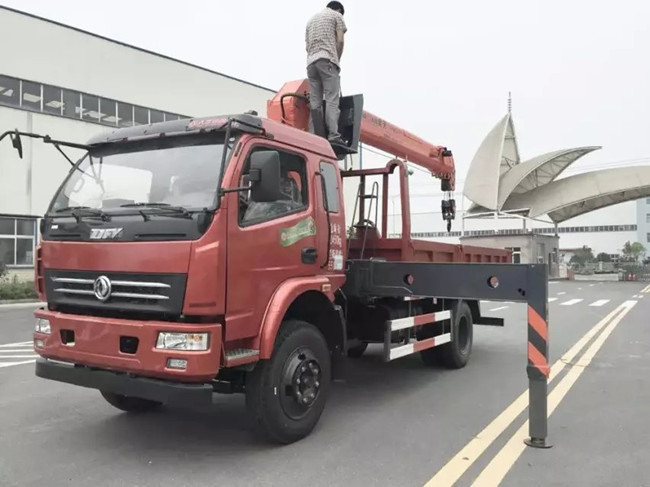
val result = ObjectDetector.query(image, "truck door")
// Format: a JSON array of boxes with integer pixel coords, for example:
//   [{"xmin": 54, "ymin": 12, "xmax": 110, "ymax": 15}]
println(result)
[{"xmin": 225, "ymin": 142, "xmax": 318, "ymax": 342}]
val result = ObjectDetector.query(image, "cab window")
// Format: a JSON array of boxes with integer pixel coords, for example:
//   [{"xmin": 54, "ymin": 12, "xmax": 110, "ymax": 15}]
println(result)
[{"xmin": 238, "ymin": 147, "xmax": 309, "ymax": 226}]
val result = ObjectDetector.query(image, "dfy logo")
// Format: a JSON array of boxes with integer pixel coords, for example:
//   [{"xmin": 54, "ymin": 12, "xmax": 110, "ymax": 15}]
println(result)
[{"xmin": 89, "ymin": 228, "xmax": 123, "ymax": 240}]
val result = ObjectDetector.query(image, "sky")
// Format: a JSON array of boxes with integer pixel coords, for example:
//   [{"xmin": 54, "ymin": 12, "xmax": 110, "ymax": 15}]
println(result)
[{"xmin": 3, "ymin": 0, "xmax": 650, "ymax": 202}]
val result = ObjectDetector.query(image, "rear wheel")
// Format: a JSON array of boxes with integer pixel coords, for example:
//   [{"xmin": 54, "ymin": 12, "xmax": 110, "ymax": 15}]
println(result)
[
  {"xmin": 420, "ymin": 301, "xmax": 473, "ymax": 369},
  {"xmin": 245, "ymin": 319, "xmax": 331, "ymax": 444},
  {"xmin": 100, "ymin": 391, "xmax": 162, "ymax": 413}
]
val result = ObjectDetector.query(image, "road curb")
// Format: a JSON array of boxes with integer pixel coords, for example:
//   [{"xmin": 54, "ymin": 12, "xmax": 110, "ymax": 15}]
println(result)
[{"xmin": 0, "ymin": 300, "xmax": 46, "ymax": 309}]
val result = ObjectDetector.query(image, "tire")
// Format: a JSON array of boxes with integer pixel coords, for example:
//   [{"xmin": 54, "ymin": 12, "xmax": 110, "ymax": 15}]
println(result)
[
  {"xmin": 346, "ymin": 342, "xmax": 368, "ymax": 358},
  {"xmin": 245, "ymin": 319, "xmax": 331, "ymax": 444},
  {"xmin": 100, "ymin": 391, "xmax": 163, "ymax": 413},
  {"xmin": 420, "ymin": 301, "xmax": 473, "ymax": 369}
]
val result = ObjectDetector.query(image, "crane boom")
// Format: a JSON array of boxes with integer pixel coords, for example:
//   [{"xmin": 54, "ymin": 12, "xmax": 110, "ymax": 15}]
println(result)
[
  {"xmin": 360, "ymin": 110, "xmax": 455, "ymax": 188},
  {"xmin": 266, "ymin": 79, "xmax": 456, "ymax": 190}
]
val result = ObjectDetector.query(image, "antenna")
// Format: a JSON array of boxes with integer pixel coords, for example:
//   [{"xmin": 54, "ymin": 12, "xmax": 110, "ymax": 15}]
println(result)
[{"xmin": 507, "ymin": 91, "xmax": 512, "ymax": 114}]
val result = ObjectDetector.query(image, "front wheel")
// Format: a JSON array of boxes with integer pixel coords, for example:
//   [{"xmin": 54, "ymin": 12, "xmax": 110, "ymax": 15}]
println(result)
[
  {"xmin": 245, "ymin": 319, "xmax": 331, "ymax": 444},
  {"xmin": 100, "ymin": 391, "xmax": 162, "ymax": 413}
]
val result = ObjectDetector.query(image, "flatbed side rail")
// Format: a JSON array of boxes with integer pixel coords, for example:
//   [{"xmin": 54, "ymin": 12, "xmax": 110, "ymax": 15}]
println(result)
[{"xmin": 343, "ymin": 259, "xmax": 550, "ymax": 449}]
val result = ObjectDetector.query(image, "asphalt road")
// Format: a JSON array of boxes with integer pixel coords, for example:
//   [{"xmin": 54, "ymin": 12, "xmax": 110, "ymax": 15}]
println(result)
[{"xmin": 0, "ymin": 280, "xmax": 648, "ymax": 486}]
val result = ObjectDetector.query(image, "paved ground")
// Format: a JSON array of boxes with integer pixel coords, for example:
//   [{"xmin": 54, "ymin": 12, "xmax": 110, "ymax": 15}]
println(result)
[{"xmin": 0, "ymin": 281, "xmax": 648, "ymax": 486}]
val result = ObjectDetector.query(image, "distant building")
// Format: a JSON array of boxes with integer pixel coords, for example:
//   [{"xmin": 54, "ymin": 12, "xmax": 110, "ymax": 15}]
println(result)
[
  {"xmin": 460, "ymin": 233, "xmax": 561, "ymax": 277},
  {"xmin": 0, "ymin": 6, "xmax": 274, "ymax": 278}
]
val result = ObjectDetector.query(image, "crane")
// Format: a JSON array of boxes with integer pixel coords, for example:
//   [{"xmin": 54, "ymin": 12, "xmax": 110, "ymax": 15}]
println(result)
[{"xmin": 266, "ymin": 78, "xmax": 457, "ymax": 230}]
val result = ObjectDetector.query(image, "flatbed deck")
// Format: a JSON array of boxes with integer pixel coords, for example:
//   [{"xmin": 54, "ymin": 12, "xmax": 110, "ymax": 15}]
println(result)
[{"xmin": 348, "ymin": 236, "xmax": 511, "ymax": 263}]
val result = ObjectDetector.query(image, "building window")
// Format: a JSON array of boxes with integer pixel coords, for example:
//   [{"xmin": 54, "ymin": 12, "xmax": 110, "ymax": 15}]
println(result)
[
  {"xmin": 22, "ymin": 80, "xmax": 42, "ymax": 111},
  {"xmin": 81, "ymin": 93, "xmax": 100, "ymax": 122},
  {"xmin": 0, "ymin": 73, "xmax": 187, "ymax": 130},
  {"xmin": 43, "ymin": 85, "xmax": 62, "ymax": 115},
  {"xmin": 0, "ymin": 217, "xmax": 36, "ymax": 267},
  {"xmin": 647, "ymin": 233, "xmax": 650, "ymax": 243},
  {"xmin": 0, "ymin": 75, "xmax": 20, "ymax": 107},
  {"xmin": 100, "ymin": 98, "xmax": 117, "ymax": 125},
  {"xmin": 62, "ymin": 89, "xmax": 81, "ymax": 118}
]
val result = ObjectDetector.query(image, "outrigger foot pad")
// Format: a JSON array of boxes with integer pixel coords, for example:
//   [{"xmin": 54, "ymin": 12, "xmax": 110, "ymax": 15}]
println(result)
[{"xmin": 524, "ymin": 437, "xmax": 553, "ymax": 449}]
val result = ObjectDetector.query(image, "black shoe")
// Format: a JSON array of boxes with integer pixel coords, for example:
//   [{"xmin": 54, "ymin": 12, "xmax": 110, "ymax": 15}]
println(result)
[{"xmin": 328, "ymin": 134, "xmax": 346, "ymax": 145}]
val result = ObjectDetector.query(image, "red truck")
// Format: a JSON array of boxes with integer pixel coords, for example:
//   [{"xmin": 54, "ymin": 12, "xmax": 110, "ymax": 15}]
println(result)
[{"xmin": 2, "ymin": 79, "xmax": 549, "ymax": 445}]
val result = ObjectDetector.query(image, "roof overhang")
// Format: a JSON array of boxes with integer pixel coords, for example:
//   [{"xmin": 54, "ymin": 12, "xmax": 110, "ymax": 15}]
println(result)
[
  {"xmin": 501, "ymin": 165, "xmax": 650, "ymax": 223},
  {"xmin": 497, "ymin": 146, "xmax": 601, "ymax": 208}
]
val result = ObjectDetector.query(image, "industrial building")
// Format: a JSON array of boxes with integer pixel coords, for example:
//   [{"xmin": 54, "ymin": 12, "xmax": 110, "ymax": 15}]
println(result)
[{"xmin": 0, "ymin": 6, "xmax": 274, "ymax": 278}]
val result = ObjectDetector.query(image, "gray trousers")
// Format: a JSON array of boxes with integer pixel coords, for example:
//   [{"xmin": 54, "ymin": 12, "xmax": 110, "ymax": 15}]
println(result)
[{"xmin": 307, "ymin": 58, "xmax": 341, "ymax": 139}]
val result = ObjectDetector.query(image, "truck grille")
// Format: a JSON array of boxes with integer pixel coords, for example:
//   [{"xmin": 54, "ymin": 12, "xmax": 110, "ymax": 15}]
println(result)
[
  {"xmin": 52, "ymin": 277, "xmax": 171, "ymax": 301},
  {"xmin": 44, "ymin": 270, "xmax": 187, "ymax": 317}
]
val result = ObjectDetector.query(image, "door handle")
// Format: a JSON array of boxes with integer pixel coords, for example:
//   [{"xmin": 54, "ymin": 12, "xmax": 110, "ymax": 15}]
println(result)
[{"xmin": 301, "ymin": 247, "xmax": 318, "ymax": 264}]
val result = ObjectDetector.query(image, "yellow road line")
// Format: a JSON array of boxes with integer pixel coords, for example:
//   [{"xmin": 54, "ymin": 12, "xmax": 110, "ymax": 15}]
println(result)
[
  {"xmin": 642, "ymin": 284, "xmax": 650, "ymax": 294},
  {"xmin": 471, "ymin": 300, "xmax": 637, "ymax": 486},
  {"xmin": 422, "ymin": 302, "xmax": 628, "ymax": 487}
]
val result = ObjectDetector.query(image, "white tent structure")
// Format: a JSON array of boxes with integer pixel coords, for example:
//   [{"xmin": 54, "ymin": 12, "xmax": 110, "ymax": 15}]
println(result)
[
  {"xmin": 503, "ymin": 166, "xmax": 650, "ymax": 223},
  {"xmin": 463, "ymin": 109, "xmax": 650, "ymax": 225}
]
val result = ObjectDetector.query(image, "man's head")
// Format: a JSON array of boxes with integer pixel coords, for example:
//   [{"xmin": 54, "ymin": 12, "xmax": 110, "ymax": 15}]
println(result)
[{"xmin": 326, "ymin": 1, "xmax": 344, "ymax": 15}]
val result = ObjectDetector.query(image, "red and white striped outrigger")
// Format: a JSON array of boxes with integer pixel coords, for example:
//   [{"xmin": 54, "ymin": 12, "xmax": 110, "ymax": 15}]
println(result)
[{"xmin": 382, "ymin": 305, "xmax": 452, "ymax": 361}]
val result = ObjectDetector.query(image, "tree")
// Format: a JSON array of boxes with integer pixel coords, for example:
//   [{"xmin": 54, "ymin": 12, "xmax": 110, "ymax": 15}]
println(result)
[
  {"xmin": 596, "ymin": 252, "xmax": 611, "ymax": 262},
  {"xmin": 622, "ymin": 241, "xmax": 646, "ymax": 263},
  {"xmin": 569, "ymin": 246, "xmax": 595, "ymax": 267}
]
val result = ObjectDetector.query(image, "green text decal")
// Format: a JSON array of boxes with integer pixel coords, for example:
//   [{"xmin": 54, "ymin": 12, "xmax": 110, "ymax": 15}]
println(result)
[{"xmin": 279, "ymin": 217, "xmax": 316, "ymax": 247}]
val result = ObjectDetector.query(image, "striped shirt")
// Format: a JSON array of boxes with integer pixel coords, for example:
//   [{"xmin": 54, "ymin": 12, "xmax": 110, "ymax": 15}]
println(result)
[{"xmin": 305, "ymin": 8, "xmax": 347, "ymax": 68}]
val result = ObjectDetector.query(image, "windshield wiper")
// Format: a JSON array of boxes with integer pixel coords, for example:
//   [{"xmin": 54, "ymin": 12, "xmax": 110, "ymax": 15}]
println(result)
[
  {"xmin": 119, "ymin": 202, "xmax": 193, "ymax": 220},
  {"xmin": 51, "ymin": 206, "xmax": 111, "ymax": 222}
]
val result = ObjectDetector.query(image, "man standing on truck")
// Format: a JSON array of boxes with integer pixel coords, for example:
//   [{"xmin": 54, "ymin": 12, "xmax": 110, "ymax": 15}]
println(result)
[{"xmin": 305, "ymin": 1, "xmax": 347, "ymax": 145}]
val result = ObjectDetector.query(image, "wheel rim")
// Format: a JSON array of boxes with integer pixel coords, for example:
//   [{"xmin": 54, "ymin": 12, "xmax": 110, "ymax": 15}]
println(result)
[
  {"xmin": 280, "ymin": 347, "xmax": 323, "ymax": 420},
  {"xmin": 457, "ymin": 315, "xmax": 470, "ymax": 355}
]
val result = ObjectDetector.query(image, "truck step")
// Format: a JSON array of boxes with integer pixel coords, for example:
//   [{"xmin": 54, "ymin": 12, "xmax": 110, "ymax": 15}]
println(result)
[
  {"xmin": 384, "ymin": 310, "xmax": 452, "ymax": 361},
  {"xmin": 224, "ymin": 348, "xmax": 259, "ymax": 367},
  {"xmin": 387, "ymin": 310, "xmax": 450, "ymax": 332},
  {"xmin": 387, "ymin": 333, "xmax": 452, "ymax": 361}
]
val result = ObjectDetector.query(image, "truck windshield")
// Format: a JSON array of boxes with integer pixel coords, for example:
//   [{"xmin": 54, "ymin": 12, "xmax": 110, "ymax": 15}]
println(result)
[{"xmin": 49, "ymin": 140, "xmax": 227, "ymax": 215}]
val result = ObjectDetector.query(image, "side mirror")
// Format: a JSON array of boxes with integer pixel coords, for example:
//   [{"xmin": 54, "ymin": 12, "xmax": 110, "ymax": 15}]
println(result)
[
  {"xmin": 11, "ymin": 131, "xmax": 23, "ymax": 159},
  {"xmin": 249, "ymin": 150, "xmax": 283, "ymax": 203}
]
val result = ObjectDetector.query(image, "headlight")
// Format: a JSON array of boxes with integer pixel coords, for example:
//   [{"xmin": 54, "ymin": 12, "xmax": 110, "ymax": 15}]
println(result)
[
  {"xmin": 35, "ymin": 318, "xmax": 51, "ymax": 334},
  {"xmin": 156, "ymin": 332, "xmax": 209, "ymax": 351}
]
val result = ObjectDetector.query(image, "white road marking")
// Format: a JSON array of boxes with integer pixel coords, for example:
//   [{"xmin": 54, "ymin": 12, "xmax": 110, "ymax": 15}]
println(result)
[
  {"xmin": 557, "ymin": 292, "xmax": 566, "ymax": 295},
  {"xmin": 489, "ymin": 306, "xmax": 508, "ymax": 311},
  {"xmin": 0, "ymin": 360, "xmax": 35, "ymax": 368},
  {"xmin": 560, "ymin": 298, "xmax": 583, "ymax": 306},
  {"xmin": 0, "ymin": 341, "xmax": 32, "ymax": 348},
  {"xmin": 589, "ymin": 284, "xmax": 595, "ymax": 287},
  {"xmin": 578, "ymin": 287, "xmax": 583, "ymax": 290},
  {"xmin": 0, "ymin": 301, "xmax": 45, "ymax": 310},
  {"xmin": 0, "ymin": 342, "xmax": 38, "ymax": 368},
  {"xmin": 589, "ymin": 299, "xmax": 610, "ymax": 307},
  {"xmin": 548, "ymin": 297, "xmax": 558, "ymax": 302}
]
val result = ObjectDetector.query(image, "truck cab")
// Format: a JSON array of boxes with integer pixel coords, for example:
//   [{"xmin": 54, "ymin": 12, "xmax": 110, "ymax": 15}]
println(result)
[{"xmin": 31, "ymin": 112, "xmax": 351, "ymax": 441}]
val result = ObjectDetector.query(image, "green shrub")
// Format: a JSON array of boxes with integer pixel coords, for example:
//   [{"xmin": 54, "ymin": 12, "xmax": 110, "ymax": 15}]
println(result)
[{"xmin": 0, "ymin": 275, "xmax": 38, "ymax": 301}]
